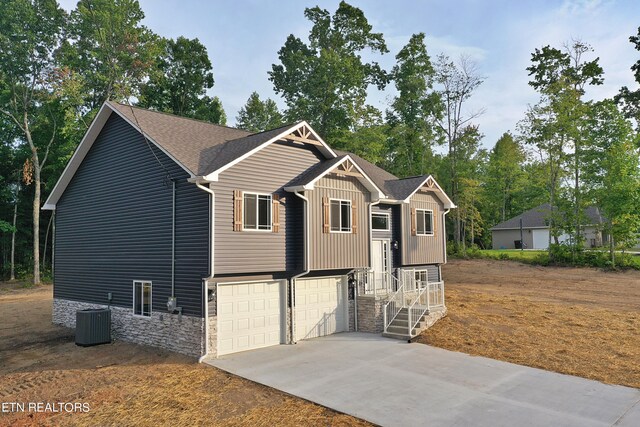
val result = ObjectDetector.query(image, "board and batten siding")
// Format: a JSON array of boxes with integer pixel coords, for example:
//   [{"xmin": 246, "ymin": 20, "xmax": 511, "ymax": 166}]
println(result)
[
  {"xmin": 401, "ymin": 190, "xmax": 445, "ymax": 266},
  {"xmin": 210, "ymin": 141, "xmax": 324, "ymax": 275},
  {"xmin": 308, "ymin": 175, "xmax": 370, "ymax": 271},
  {"xmin": 54, "ymin": 113, "xmax": 210, "ymax": 317}
]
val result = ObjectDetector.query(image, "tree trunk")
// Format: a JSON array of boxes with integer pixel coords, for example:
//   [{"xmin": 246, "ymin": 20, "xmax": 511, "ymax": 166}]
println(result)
[
  {"xmin": 609, "ymin": 221, "xmax": 615, "ymax": 268},
  {"xmin": 10, "ymin": 195, "xmax": 18, "ymax": 281},
  {"xmin": 33, "ymin": 164, "xmax": 41, "ymax": 285}
]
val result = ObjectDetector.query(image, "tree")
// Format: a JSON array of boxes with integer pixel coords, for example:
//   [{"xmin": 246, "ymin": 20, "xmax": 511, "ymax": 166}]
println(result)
[
  {"xmin": 0, "ymin": 0, "xmax": 66, "ymax": 284},
  {"xmin": 433, "ymin": 54, "xmax": 485, "ymax": 247},
  {"xmin": 457, "ymin": 177, "xmax": 483, "ymax": 251},
  {"xmin": 59, "ymin": 0, "xmax": 158, "ymax": 112},
  {"xmin": 138, "ymin": 36, "xmax": 226, "ymax": 124},
  {"xmin": 583, "ymin": 100, "xmax": 640, "ymax": 266},
  {"xmin": 526, "ymin": 41, "xmax": 604, "ymax": 253},
  {"xmin": 484, "ymin": 133, "xmax": 526, "ymax": 224},
  {"xmin": 236, "ymin": 92, "xmax": 284, "ymax": 132},
  {"xmin": 269, "ymin": 1, "xmax": 389, "ymax": 143},
  {"xmin": 616, "ymin": 27, "xmax": 640, "ymax": 127},
  {"xmin": 386, "ymin": 33, "xmax": 441, "ymax": 177}
]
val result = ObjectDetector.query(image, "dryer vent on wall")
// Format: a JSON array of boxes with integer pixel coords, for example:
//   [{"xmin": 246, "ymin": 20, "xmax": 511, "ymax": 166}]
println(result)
[{"xmin": 75, "ymin": 309, "xmax": 112, "ymax": 346}]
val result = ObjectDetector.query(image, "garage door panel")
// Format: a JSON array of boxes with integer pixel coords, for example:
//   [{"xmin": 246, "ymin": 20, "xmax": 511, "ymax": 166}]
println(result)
[
  {"xmin": 295, "ymin": 276, "xmax": 346, "ymax": 341},
  {"xmin": 217, "ymin": 280, "xmax": 283, "ymax": 356}
]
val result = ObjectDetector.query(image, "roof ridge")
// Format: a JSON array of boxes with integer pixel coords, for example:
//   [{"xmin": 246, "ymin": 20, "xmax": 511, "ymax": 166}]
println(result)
[
  {"xmin": 224, "ymin": 121, "xmax": 302, "ymax": 142},
  {"xmin": 109, "ymin": 101, "xmax": 253, "ymax": 134}
]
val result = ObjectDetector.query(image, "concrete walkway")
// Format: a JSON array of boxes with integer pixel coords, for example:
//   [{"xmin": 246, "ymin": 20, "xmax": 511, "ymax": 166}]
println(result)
[{"xmin": 205, "ymin": 333, "xmax": 640, "ymax": 427}]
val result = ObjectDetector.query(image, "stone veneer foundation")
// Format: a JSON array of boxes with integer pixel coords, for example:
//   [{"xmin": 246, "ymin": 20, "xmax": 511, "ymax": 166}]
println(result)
[
  {"xmin": 53, "ymin": 298, "xmax": 205, "ymax": 358},
  {"xmin": 356, "ymin": 294, "xmax": 447, "ymax": 334}
]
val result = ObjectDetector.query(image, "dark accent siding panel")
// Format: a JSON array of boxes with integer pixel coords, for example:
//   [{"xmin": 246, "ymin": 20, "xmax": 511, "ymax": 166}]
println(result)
[
  {"xmin": 372, "ymin": 204, "xmax": 397, "ymax": 270},
  {"xmin": 54, "ymin": 114, "xmax": 209, "ymax": 317},
  {"xmin": 401, "ymin": 191, "xmax": 445, "ymax": 265},
  {"xmin": 210, "ymin": 141, "xmax": 324, "ymax": 275}
]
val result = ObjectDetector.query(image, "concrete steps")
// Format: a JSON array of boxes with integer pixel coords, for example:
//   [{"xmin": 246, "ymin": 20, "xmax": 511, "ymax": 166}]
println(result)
[{"xmin": 382, "ymin": 308, "xmax": 429, "ymax": 341}]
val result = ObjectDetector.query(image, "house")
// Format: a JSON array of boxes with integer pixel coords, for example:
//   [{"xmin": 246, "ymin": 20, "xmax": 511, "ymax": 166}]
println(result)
[
  {"xmin": 43, "ymin": 101, "xmax": 454, "ymax": 359},
  {"xmin": 490, "ymin": 203, "xmax": 605, "ymax": 250}
]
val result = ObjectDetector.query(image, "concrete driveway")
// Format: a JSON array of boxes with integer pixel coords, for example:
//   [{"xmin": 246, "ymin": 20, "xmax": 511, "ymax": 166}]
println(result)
[{"xmin": 205, "ymin": 333, "xmax": 640, "ymax": 427}]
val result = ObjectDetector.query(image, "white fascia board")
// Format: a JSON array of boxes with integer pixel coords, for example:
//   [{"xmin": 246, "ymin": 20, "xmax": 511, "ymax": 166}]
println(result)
[
  {"xmin": 43, "ymin": 103, "xmax": 113, "ymax": 210},
  {"xmin": 203, "ymin": 121, "xmax": 338, "ymax": 182},
  {"xmin": 43, "ymin": 101, "xmax": 196, "ymax": 210},
  {"xmin": 403, "ymin": 175, "xmax": 456, "ymax": 209}
]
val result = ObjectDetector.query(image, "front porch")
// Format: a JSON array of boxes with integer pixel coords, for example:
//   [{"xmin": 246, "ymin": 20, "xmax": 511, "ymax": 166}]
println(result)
[{"xmin": 352, "ymin": 269, "xmax": 446, "ymax": 340}]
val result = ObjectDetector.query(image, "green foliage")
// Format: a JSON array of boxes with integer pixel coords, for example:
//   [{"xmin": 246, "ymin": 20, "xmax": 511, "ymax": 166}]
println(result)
[
  {"xmin": 0, "ymin": 220, "xmax": 16, "ymax": 233},
  {"xmin": 138, "ymin": 36, "xmax": 226, "ymax": 124},
  {"xmin": 269, "ymin": 1, "xmax": 389, "ymax": 142},
  {"xmin": 616, "ymin": 27, "xmax": 640, "ymax": 126},
  {"xmin": 386, "ymin": 33, "xmax": 441, "ymax": 177},
  {"xmin": 236, "ymin": 92, "xmax": 284, "ymax": 132},
  {"xmin": 59, "ymin": 0, "xmax": 159, "ymax": 109}
]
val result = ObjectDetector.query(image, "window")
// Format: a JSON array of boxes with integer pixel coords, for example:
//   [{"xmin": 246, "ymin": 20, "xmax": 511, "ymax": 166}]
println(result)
[
  {"xmin": 416, "ymin": 209, "xmax": 434, "ymax": 236},
  {"xmin": 133, "ymin": 281, "xmax": 152, "ymax": 317},
  {"xmin": 414, "ymin": 270, "xmax": 428, "ymax": 284},
  {"xmin": 330, "ymin": 199, "xmax": 352, "ymax": 232},
  {"xmin": 372, "ymin": 213, "xmax": 390, "ymax": 231},
  {"xmin": 243, "ymin": 193, "xmax": 272, "ymax": 231}
]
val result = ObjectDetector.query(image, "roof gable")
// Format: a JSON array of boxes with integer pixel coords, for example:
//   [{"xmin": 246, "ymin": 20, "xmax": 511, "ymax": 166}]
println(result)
[
  {"xmin": 490, "ymin": 204, "xmax": 604, "ymax": 230},
  {"xmin": 284, "ymin": 155, "xmax": 385, "ymax": 200}
]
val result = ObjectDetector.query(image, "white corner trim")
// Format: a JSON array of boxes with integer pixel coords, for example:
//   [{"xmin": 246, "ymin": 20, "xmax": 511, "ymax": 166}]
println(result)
[{"xmin": 203, "ymin": 121, "xmax": 338, "ymax": 182}]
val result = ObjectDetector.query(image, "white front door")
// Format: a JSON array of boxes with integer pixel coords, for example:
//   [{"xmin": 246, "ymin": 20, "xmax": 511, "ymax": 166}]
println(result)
[
  {"xmin": 217, "ymin": 280, "xmax": 284, "ymax": 356},
  {"xmin": 295, "ymin": 276, "xmax": 347, "ymax": 341},
  {"xmin": 371, "ymin": 239, "xmax": 390, "ymax": 291}
]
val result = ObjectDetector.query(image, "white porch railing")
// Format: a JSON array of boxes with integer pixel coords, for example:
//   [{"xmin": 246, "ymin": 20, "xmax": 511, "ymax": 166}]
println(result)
[
  {"xmin": 382, "ymin": 268, "xmax": 445, "ymax": 335},
  {"xmin": 355, "ymin": 270, "xmax": 399, "ymax": 296}
]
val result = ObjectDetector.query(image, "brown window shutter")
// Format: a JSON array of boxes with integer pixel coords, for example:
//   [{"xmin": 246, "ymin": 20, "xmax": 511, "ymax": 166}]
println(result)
[
  {"xmin": 233, "ymin": 190, "xmax": 242, "ymax": 232},
  {"xmin": 351, "ymin": 201, "xmax": 357, "ymax": 234},
  {"xmin": 272, "ymin": 194, "xmax": 280, "ymax": 233},
  {"xmin": 322, "ymin": 196, "xmax": 330, "ymax": 233},
  {"xmin": 410, "ymin": 208, "xmax": 417, "ymax": 236}
]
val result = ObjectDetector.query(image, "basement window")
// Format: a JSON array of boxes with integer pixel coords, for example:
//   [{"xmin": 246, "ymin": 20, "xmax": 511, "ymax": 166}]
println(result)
[
  {"xmin": 416, "ymin": 209, "xmax": 434, "ymax": 236},
  {"xmin": 133, "ymin": 281, "xmax": 152, "ymax": 317},
  {"xmin": 243, "ymin": 192, "xmax": 272, "ymax": 231},
  {"xmin": 330, "ymin": 199, "xmax": 352, "ymax": 233}
]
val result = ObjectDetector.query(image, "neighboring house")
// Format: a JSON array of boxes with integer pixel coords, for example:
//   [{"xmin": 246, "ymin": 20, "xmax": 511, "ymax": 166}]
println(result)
[
  {"xmin": 44, "ymin": 101, "xmax": 454, "ymax": 359},
  {"xmin": 490, "ymin": 203, "xmax": 605, "ymax": 250}
]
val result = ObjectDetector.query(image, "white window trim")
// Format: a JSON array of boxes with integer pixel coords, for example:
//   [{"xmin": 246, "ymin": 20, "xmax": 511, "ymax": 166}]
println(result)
[
  {"xmin": 329, "ymin": 198, "xmax": 352, "ymax": 233},
  {"xmin": 371, "ymin": 212, "xmax": 390, "ymax": 231},
  {"xmin": 132, "ymin": 280, "xmax": 152, "ymax": 318},
  {"xmin": 416, "ymin": 208, "xmax": 434, "ymax": 236},
  {"xmin": 242, "ymin": 191, "xmax": 273, "ymax": 232}
]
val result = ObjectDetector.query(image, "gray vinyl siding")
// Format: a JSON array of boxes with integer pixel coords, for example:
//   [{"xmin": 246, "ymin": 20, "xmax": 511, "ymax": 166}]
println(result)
[
  {"xmin": 54, "ymin": 113, "xmax": 209, "ymax": 317},
  {"xmin": 491, "ymin": 229, "xmax": 534, "ymax": 249},
  {"xmin": 401, "ymin": 190, "xmax": 445, "ymax": 266},
  {"xmin": 210, "ymin": 140, "xmax": 324, "ymax": 275},
  {"xmin": 308, "ymin": 175, "xmax": 370, "ymax": 270}
]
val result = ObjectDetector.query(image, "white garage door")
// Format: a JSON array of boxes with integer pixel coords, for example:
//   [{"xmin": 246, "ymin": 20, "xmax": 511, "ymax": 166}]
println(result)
[
  {"xmin": 217, "ymin": 281, "xmax": 283, "ymax": 356},
  {"xmin": 295, "ymin": 276, "xmax": 347, "ymax": 341},
  {"xmin": 532, "ymin": 229, "xmax": 549, "ymax": 249}
]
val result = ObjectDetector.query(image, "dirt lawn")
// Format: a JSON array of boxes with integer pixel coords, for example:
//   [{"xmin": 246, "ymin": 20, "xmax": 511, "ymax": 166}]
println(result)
[
  {"xmin": 0, "ymin": 284, "xmax": 370, "ymax": 427},
  {"xmin": 418, "ymin": 259, "xmax": 640, "ymax": 388}
]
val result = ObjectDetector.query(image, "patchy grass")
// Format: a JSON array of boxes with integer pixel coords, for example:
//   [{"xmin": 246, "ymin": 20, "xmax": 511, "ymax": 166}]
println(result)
[
  {"xmin": 418, "ymin": 259, "xmax": 640, "ymax": 389},
  {"xmin": 478, "ymin": 249, "xmax": 546, "ymax": 261}
]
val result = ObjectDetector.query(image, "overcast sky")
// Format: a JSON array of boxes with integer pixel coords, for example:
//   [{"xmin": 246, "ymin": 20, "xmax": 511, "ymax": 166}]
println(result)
[{"xmin": 58, "ymin": 0, "xmax": 640, "ymax": 149}]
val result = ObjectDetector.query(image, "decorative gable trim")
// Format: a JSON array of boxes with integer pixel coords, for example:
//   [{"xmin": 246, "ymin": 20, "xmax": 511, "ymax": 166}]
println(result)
[
  {"xmin": 402, "ymin": 175, "xmax": 456, "ymax": 209},
  {"xmin": 202, "ymin": 121, "xmax": 337, "ymax": 182}
]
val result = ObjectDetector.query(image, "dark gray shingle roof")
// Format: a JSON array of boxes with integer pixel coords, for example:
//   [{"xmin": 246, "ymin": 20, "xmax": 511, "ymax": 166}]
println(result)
[
  {"xmin": 109, "ymin": 101, "xmax": 252, "ymax": 176},
  {"xmin": 285, "ymin": 155, "xmax": 349, "ymax": 188},
  {"xmin": 491, "ymin": 203, "xmax": 604, "ymax": 230}
]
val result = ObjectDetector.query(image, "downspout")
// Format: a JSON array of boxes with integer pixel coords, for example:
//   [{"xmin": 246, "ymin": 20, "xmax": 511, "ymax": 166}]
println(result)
[
  {"xmin": 171, "ymin": 180, "xmax": 176, "ymax": 298},
  {"xmin": 443, "ymin": 208, "xmax": 451, "ymax": 264},
  {"xmin": 291, "ymin": 190, "xmax": 310, "ymax": 344},
  {"xmin": 193, "ymin": 179, "xmax": 215, "ymax": 362}
]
